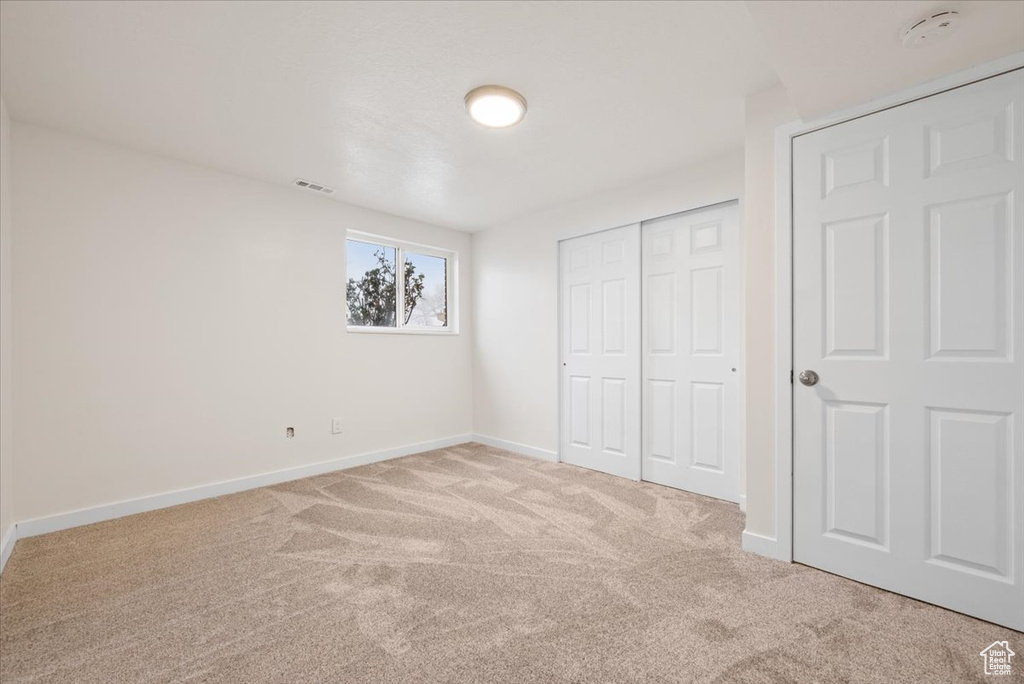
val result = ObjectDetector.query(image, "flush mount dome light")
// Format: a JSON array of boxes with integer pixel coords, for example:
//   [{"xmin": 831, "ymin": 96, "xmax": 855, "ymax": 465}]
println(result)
[{"xmin": 465, "ymin": 85, "xmax": 527, "ymax": 128}]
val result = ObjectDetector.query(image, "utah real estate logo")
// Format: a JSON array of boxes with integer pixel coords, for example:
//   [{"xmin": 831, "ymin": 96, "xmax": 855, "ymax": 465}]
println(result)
[{"xmin": 980, "ymin": 641, "xmax": 1015, "ymax": 676}]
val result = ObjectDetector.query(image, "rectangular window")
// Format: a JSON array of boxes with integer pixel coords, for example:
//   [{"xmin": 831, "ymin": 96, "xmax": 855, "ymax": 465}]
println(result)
[{"xmin": 346, "ymin": 232, "xmax": 457, "ymax": 334}]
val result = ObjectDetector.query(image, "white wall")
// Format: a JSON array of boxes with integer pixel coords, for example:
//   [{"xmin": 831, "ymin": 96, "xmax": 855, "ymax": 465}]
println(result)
[
  {"xmin": 473, "ymin": 150, "xmax": 744, "ymax": 456},
  {"xmin": 11, "ymin": 124, "xmax": 473, "ymax": 522},
  {"xmin": 0, "ymin": 99, "xmax": 14, "ymax": 543},
  {"xmin": 742, "ymin": 85, "xmax": 797, "ymax": 538}
]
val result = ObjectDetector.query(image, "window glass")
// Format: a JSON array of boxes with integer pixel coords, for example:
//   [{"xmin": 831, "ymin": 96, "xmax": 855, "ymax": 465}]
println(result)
[
  {"xmin": 404, "ymin": 252, "xmax": 448, "ymax": 327},
  {"xmin": 346, "ymin": 240, "xmax": 397, "ymax": 327}
]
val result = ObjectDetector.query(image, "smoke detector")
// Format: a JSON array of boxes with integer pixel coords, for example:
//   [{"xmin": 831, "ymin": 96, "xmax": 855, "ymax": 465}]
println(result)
[
  {"xmin": 293, "ymin": 178, "xmax": 335, "ymax": 195},
  {"xmin": 902, "ymin": 10, "xmax": 960, "ymax": 48}
]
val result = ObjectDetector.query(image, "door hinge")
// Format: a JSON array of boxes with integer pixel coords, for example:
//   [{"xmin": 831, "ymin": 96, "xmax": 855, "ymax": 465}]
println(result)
[{"xmin": 790, "ymin": 369, "xmax": 794, "ymax": 384}]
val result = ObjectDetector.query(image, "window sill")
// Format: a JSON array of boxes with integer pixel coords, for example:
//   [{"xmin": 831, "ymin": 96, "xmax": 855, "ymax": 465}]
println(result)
[{"xmin": 346, "ymin": 326, "xmax": 459, "ymax": 336}]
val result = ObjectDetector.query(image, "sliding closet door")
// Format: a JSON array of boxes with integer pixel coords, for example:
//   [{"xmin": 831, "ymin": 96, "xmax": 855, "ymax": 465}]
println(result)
[
  {"xmin": 559, "ymin": 224, "xmax": 641, "ymax": 480},
  {"xmin": 642, "ymin": 203, "xmax": 741, "ymax": 502}
]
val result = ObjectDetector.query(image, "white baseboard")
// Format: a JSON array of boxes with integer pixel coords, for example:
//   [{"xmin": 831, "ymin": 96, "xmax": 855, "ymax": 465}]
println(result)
[
  {"xmin": 470, "ymin": 434, "xmax": 558, "ymax": 462},
  {"xmin": 738, "ymin": 494, "xmax": 747, "ymax": 514},
  {"xmin": 742, "ymin": 529, "xmax": 786, "ymax": 561},
  {"xmin": 0, "ymin": 524, "xmax": 16, "ymax": 573},
  {"xmin": 16, "ymin": 434, "xmax": 474, "ymax": 540}
]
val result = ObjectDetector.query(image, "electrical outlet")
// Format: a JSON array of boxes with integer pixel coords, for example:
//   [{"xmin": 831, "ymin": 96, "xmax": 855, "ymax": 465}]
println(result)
[{"xmin": 332, "ymin": 417, "xmax": 344, "ymax": 434}]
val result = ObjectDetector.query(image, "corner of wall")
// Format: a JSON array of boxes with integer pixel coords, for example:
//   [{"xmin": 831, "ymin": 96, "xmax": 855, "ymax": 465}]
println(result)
[
  {"xmin": 741, "ymin": 83, "xmax": 798, "ymax": 541},
  {"xmin": 0, "ymin": 95, "xmax": 16, "ymax": 568}
]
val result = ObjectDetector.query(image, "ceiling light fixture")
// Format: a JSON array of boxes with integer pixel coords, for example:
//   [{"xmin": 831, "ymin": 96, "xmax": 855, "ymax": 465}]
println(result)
[{"xmin": 465, "ymin": 85, "xmax": 527, "ymax": 128}]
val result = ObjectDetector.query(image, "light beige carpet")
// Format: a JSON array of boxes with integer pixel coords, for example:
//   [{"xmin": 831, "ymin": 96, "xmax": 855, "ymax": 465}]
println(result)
[{"xmin": 0, "ymin": 443, "xmax": 1017, "ymax": 683}]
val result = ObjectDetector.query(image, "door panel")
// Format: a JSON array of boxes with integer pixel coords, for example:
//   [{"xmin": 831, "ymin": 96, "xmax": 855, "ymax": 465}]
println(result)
[
  {"xmin": 824, "ymin": 400, "xmax": 888, "ymax": 549},
  {"xmin": 568, "ymin": 376, "xmax": 590, "ymax": 447},
  {"xmin": 928, "ymin": 408, "xmax": 1012, "ymax": 578},
  {"xmin": 793, "ymin": 70, "xmax": 1024, "ymax": 630},
  {"xmin": 601, "ymin": 377, "xmax": 626, "ymax": 454},
  {"xmin": 691, "ymin": 382, "xmax": 724, "ymax": 472},
  {"xmin": 824, "ymin": 214, "xmax": 888, "ymax": 357},
  {"xmin": 928, "ymin": 194, "xmax": 1011, "ymax": 359},
  {"xmin": 560, "ymin": 225, "xmax": 641, "ymax": 480},
  {"xmin": 642, "ymin": 202, "xmax": 741, "ymax": 501},
  {"xmin": 691, "ymin": 267, "xmax": 723, "ymax": 354}
]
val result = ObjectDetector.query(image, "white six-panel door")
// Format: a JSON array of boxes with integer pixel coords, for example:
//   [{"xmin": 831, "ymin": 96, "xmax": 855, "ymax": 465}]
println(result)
[
  {"xmin": 560, "ymin": 225, "xmax": 641, "ymax": 480},
  {"xmin": 642, "ymin": 203, "xmax": 741, "ymax": 501},
  {"xmin": 793, "ymin": 70, "xmax": 1024, "ymax": 629}
]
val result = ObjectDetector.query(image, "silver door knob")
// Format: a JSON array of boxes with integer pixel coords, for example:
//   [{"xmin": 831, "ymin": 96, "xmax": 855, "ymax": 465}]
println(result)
[{"xmin": 798, "ymin": 370, "xmax": 819, "ymax": 387}]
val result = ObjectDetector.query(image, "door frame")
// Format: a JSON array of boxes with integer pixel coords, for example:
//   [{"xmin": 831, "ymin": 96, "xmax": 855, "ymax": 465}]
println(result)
[{"xmin": 767, "ymin": 52, "xmax": 1024, "ymax": 563}]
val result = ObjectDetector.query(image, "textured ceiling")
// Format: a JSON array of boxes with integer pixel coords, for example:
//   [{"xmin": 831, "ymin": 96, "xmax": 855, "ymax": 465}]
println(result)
[
  {"xmin": 746, "ymin": 1, "xmax": 1024, "ymax": 119},
  {"xmin": 6, "ymin": 2, "xmax": 1019, "ymax": 232},
  {"xmin": 0, "ymin": 1, "xmax": 778, "ymax": 231}
]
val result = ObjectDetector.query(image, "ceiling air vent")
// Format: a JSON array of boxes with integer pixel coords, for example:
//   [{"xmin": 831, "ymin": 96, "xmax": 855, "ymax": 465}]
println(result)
[{"xmin": 293, "ymin": 178, "xmax": 335, "ymax": 195}]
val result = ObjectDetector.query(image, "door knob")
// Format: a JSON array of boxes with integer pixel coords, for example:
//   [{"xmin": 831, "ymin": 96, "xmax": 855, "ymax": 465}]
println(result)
[{"xmin": 798, "ymin": 370, "xmax": 819, "ymax": 387}]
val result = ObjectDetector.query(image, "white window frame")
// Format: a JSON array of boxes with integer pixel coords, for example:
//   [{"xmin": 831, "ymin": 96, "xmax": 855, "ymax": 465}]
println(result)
[{"xmin": 345, "ymin": 230, "xmax": 458, "ymax": 335}]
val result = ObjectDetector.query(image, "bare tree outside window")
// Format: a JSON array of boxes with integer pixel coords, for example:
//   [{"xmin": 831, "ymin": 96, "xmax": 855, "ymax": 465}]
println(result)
[
  {"xmin": 404, "ymin": 252, "xmax": 447, "ymax": 327},
  {"xmin": 346, "ymin": 240, "xmax": 443, "ymax": 329}
]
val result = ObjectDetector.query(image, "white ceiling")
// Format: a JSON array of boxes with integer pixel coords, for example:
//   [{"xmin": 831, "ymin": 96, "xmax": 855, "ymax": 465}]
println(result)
[
  {"xmin": 2, "ymin": 2, "xmax": 1022, "ymax": 232},
  {"xmin": 0, "ymin": 1, "xmax": 778, "ymax": 232},
  {"xmin": 746, "ymin": 1, "xmax": 1024, "ymax": 119}
]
